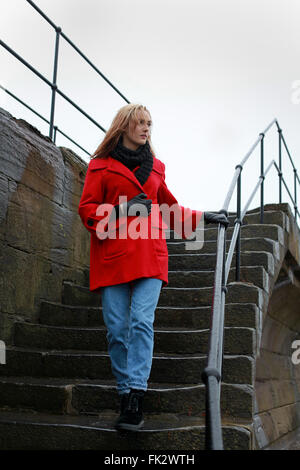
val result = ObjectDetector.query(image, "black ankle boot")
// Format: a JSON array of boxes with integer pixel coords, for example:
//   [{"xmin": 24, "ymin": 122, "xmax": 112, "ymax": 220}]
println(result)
[
  {"xmin": 114, "ymin": 389, "xmax": 145, "ymax": 431},
  {"xmin": 114, "ymin": 392, "xmax": 130, "ymax": 429}
]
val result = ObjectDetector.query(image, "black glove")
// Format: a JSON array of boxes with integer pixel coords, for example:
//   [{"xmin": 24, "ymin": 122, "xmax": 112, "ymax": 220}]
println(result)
[
  {"xmin": 204, "ymin": 211, "xmax": 229, "ymax": 228},
  {"xmin": 114, "ymin": 193, "xmax": 152, "ymax": 219}
]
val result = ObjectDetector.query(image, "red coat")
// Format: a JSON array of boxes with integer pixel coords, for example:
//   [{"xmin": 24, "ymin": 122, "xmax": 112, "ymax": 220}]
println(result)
[{"xmin": 78, "ymin": 154, "xmax": 203, "ymax": 291}]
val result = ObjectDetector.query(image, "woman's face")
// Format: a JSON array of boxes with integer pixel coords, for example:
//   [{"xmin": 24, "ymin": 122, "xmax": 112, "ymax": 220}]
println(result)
[{"xmin": 123, "ymin": 111, "xmax": 152, "ymax": 150}]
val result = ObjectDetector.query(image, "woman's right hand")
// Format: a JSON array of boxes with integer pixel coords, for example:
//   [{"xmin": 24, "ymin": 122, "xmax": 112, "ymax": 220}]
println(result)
[{"xmin": 120, "ymin": 193, "xmax": 152, "ymax": 217}]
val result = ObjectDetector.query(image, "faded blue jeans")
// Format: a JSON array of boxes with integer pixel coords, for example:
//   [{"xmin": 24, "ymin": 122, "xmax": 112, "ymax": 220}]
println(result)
[{"xmin": 101, "ymin": 277, "xmax": 163, "ymax": 395}]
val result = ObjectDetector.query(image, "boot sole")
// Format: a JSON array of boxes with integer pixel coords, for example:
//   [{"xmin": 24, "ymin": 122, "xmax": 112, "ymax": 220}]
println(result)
[{"xmin": 115, "ymin": 420, "xmax": 144, "ymax": 432}]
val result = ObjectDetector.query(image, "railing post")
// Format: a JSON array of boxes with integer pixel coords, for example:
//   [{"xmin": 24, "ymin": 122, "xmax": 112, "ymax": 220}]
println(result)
[
  {"xmin": 53, "ymin": 125, "xmax": 58, "ymax": 144},
  {"xmin": 278, "ymin": 127, "xmax": 282, "ymax": 203},
  {"xmin": 219, "ymin": 222, "xmax": 227, "ymax": 374},
  {"xmin": 259, "ymin": 133, "xmax": 265, "ymax": 223},
  {"xmin": 49, "ymin": 26, "xmax": 61, "ymax": 141},
  {"xmin": 235, "ymin": 165, "xmax": 242, "ymax": 282}
]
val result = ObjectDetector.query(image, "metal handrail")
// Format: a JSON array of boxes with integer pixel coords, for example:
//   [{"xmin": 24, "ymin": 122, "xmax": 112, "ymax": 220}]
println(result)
[
  {"xmin": 273, "ymin": 161, "xmax": 300, "ymax": 219},
  {"xmin": 0, "ymin": 84, "xmax": 91, "ymax": 155},
  {"xmin": 26, "ymin": 0, "xmax": 130, "ymax": 105},
  {"xmin": 202, "ymin": 119, "xmax": 300, "ymax": 450},
  {"xmin": 1, "ymin": 0, "xmax": 130, "ymax": 153},
  {"xmin": 225, "ymin": 159, "xmax": 276, "ymax": 283}
]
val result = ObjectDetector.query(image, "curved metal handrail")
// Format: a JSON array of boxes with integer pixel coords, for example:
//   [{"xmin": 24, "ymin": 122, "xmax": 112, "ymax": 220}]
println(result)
[
  {"xmin": 202, "ymin": 119, "xmax": 300, "ymax": 450},
  {"xmin": 225, "ymin": 159, "xmax": 276, "ymax": 282}
]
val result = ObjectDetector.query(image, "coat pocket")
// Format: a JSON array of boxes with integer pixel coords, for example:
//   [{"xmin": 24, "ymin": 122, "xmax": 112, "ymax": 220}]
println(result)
[
  {"xmin": 103, "ymin": 233, "xmax": 128, "ymax": 260},
  {"xmin": 152, "ymin": 227, "xmax": 168, "ymax": 256}
]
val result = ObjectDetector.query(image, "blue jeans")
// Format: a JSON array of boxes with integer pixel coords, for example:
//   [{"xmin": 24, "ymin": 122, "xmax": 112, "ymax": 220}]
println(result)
[{"xmin": 101, "ymin": 277, "xmax": 163, "ymax": 395}]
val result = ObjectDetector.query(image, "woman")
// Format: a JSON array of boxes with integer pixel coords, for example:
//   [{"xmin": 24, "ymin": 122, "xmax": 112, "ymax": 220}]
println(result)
[{"xmin": 78, "ymin": 103, "xmax": 228, "ymax": 432}]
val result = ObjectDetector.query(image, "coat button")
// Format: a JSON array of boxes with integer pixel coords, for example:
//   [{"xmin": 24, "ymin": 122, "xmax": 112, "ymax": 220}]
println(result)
[{"xmin": 87, "ymin": 219, "xmax": 94, "ymax": 226}]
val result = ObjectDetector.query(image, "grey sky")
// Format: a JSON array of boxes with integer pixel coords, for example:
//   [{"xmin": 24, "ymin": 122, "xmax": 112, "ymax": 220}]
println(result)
[{"xmin": 1, "ymin": 0, "xmax": 300, "ymax": 214}]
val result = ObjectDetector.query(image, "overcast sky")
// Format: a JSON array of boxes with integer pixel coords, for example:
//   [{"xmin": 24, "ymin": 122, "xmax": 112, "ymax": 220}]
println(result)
[{"xmin": 1, "ymin": 0, "xmax": 300, "ymax": 215}]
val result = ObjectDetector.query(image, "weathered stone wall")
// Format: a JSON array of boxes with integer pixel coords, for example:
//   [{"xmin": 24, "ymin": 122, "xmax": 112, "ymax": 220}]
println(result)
[{"xmin": 0, "ymin": 107, "xmax": 89, "ymax": 343}]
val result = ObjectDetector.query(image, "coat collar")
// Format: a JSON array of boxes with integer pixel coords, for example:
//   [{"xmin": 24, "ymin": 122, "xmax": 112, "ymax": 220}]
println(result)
[{"xmin": 89, "ymin": 154, "xmax": 163, "ymax": 191}]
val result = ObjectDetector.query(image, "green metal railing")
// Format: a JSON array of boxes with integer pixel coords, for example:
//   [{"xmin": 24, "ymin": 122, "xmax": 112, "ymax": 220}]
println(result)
[
  {"xmin": 202, "ymin": 119, "xmax": 300, "ymax": 450},
  {"xmin": 0, "ymin": 0, "xmax": 130, "ymax": 154}
]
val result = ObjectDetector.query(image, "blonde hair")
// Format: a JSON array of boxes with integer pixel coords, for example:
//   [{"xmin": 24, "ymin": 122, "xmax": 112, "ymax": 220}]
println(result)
[{"xmin": 90, "ymin": 103, "xmax": 155, "ymax": 159}]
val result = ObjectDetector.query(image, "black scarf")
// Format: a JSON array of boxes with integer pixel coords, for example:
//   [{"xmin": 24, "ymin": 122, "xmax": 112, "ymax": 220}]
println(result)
[{"xmin": 110, "ymin": 135, "xmax": 153, "ymax": 187}]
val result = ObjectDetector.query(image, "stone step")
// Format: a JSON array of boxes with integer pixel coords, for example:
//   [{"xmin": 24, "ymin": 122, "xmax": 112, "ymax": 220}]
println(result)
[
  {"xmin": 151, "ymin": 284, "xmax": 262, "ymax": 309},
  {"xmin": 172, "ymin": 208, "xmax": 279, "ymax": 229},
  {"xmin": 61, "ymin": 278, "xmax": 265, "ymax": 308},
  {"xmin": 201, "ymin": 208, "xmax": 285, "ymax": 225},
  {"xmin": 228, "ymin": 209, "xmax": 287, "ymax": 229},
  {"xmin": 167, "ymin": 251, "xmax": 274, "ymax": 275},
  {"xmin": 0, "ymin": 377, "xmax": 253, "ymax": 419},
  {"xmin": 0, "ymin": 347, "xmax": 254, "ymax": 384},
  {"xmin": 0, "ymin": 409, "xmax": 252, "ymax": 450},
  {"xmin": 14, "ymin": 322, "xmax": 255, "ymax": 356},
  {"xmin": 62, "ymin": 282, "xmax": 101, "ymax": 307},
  {"xmin": 39, "ymin": 301, "xmax": 258, "ymax": 330},
  {"xmin": 168, "ymin": 265, "xmax": 268, "ymax": 290},
  {"xmin": 158, "ymin": 287, "xmax": 214, "ymax": 307},
  {"xmin": 153, "ymin": 303, "xmax": 258, "ymax": 330},
  {"xmin": 39, "ymin": 301, "xmax": 103, "ymax": 327},
  {"xmin": 166, "ymin": 223, "xmax": 284, "ymax": 244},
  {"xmin": 167, "ymin": 237, "xmax": 279, "ymax": 258},
  {"xmin": 72, "ymin": 382, "xmax": 253, "ymax": 420}
]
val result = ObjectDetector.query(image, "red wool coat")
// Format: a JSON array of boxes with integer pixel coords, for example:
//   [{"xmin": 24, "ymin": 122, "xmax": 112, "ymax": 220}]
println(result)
[{"xmin": 78, "ymin": 154, "xmax": 203, "ymax": 291}]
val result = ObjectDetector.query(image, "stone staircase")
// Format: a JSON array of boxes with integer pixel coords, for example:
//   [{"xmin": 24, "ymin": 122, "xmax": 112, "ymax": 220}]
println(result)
[{"xmin": 0, "ymin": 205, "xmax": 292, "ymax": 450}]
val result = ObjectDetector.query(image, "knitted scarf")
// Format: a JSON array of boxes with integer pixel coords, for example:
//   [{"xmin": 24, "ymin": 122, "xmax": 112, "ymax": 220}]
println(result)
[{"xmin": 110, "ymin": 135, "xmax": 154, "ymax": 187}]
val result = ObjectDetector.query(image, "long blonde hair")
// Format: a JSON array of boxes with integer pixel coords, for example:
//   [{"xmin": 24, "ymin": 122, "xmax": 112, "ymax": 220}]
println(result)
[{"xmin": 91, "ymin": 103, "xmax": 155, "ymax": 159}]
